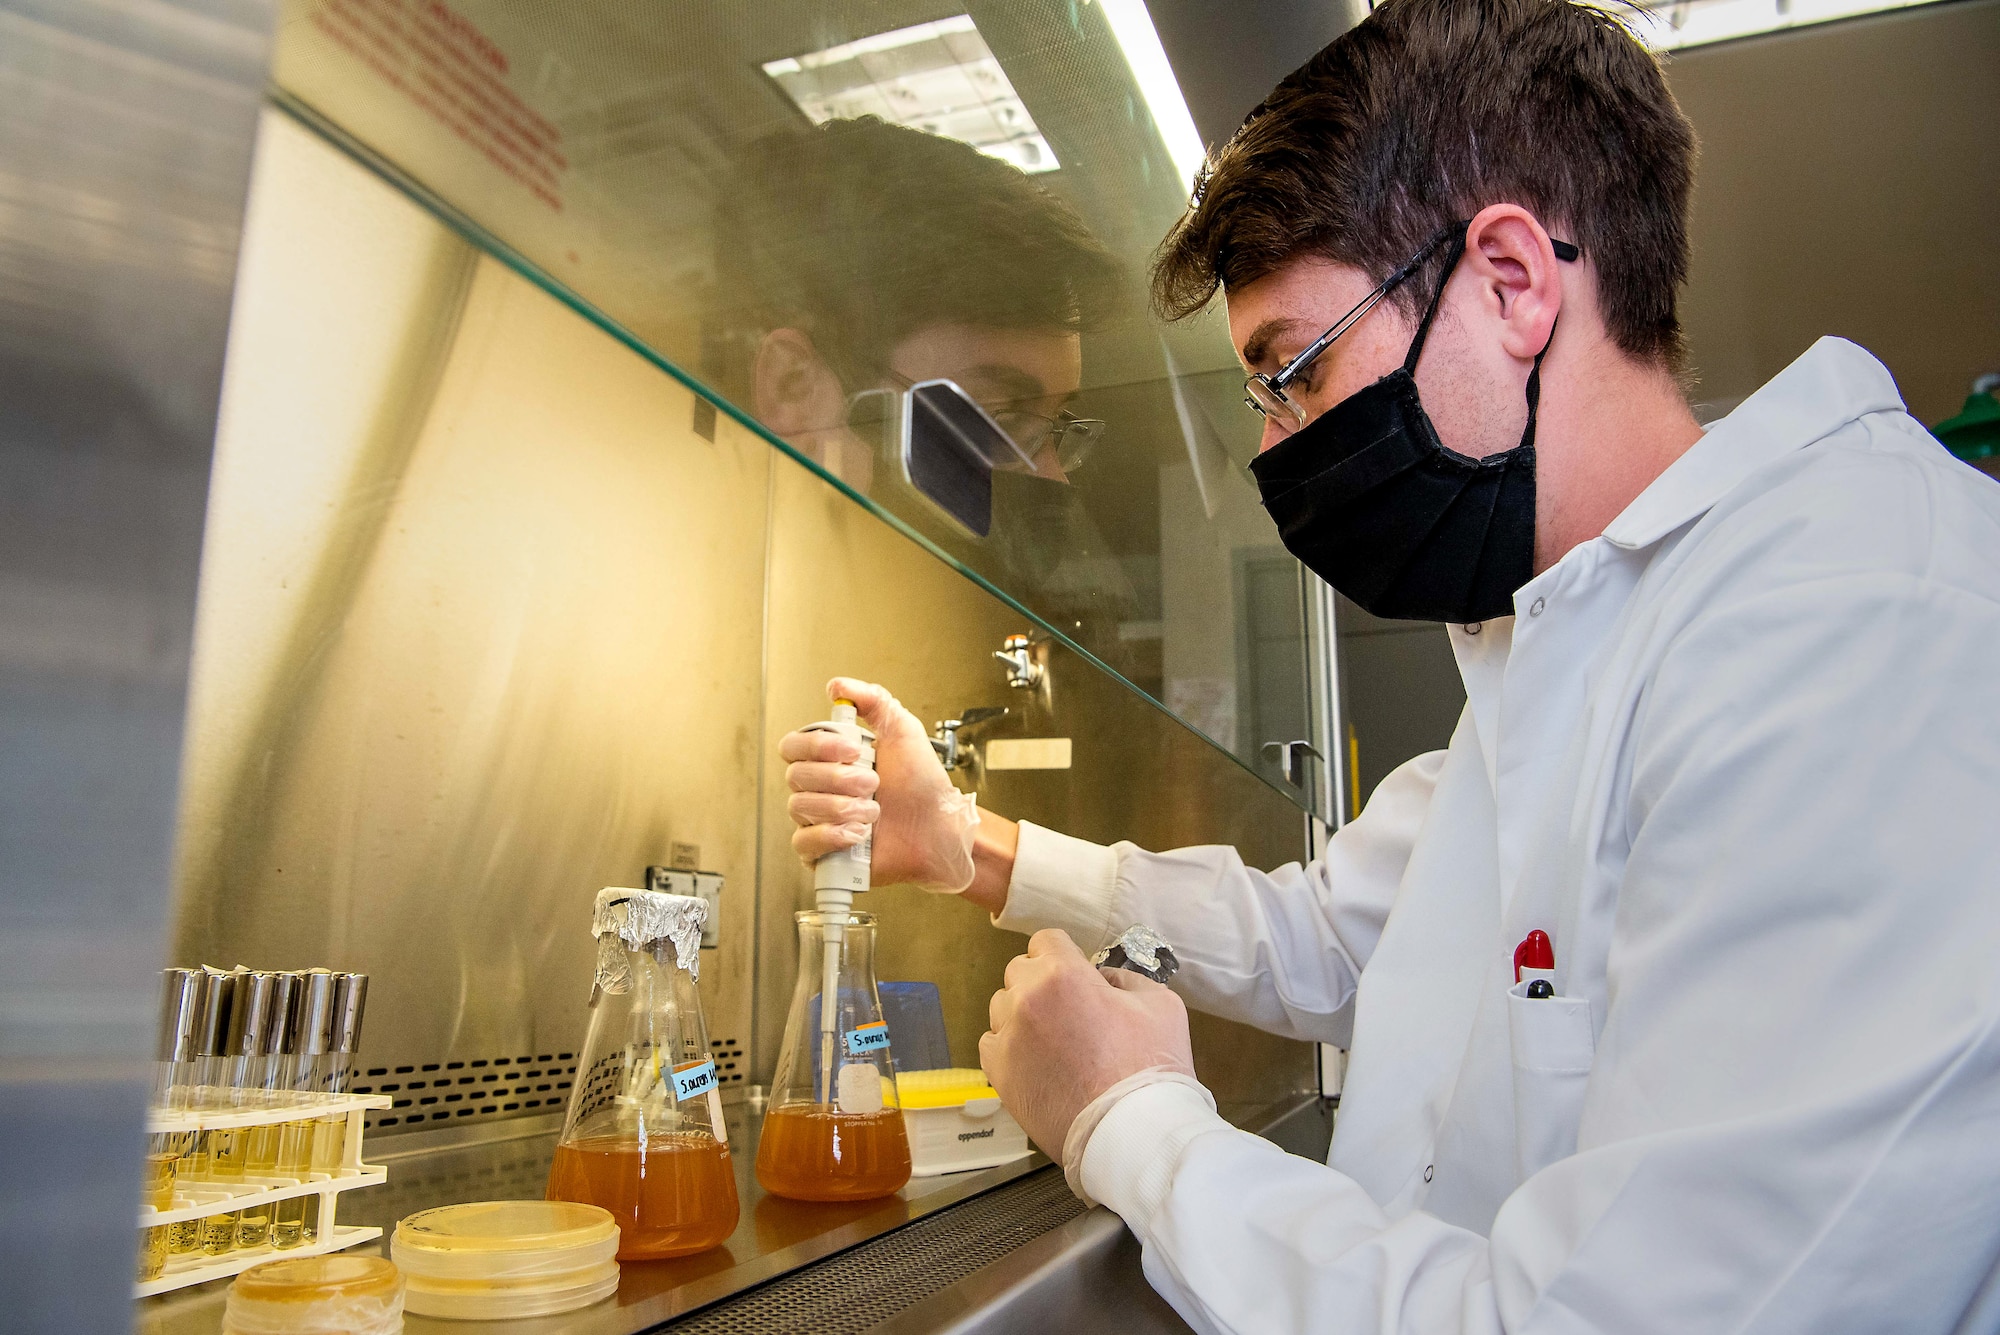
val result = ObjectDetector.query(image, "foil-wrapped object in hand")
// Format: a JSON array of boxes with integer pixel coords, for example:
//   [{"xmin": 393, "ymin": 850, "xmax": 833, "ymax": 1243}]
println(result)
[{"xmin": 1091, "ymin": 924, "xmax": 1178, "ymax": 984}]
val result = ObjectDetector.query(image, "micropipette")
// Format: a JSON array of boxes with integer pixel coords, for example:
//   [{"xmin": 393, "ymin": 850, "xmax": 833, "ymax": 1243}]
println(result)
[{"xmin": 802, "ymin": 700, "xmax": 875, "ymax": 1106}]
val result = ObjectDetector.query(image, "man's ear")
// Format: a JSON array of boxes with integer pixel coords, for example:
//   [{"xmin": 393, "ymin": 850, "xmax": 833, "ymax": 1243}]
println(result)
[
  {"xmin": 1463, "ymin": 205, "xmax": 1564, "ymax": 363},
  {"xmin": 753, "ymin": 328, "xmax": 848, "ymax": 435},
  {"xmin": 751, "ymin": 327, "xmax": 876, "ymax": 491}
]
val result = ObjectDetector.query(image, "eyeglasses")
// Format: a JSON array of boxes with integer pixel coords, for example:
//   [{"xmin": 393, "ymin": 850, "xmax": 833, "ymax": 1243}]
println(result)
[
  {"xmin": 872, "ymin": 370, "xmax": 1107, "ymax": 475},
  {"xmin": 989, "ymin": 408, "xmax": 1107, "ymax": 474},
  {"xmin": 1243, "ymin": 221, "xmax": 1580, "ymax": 432}
]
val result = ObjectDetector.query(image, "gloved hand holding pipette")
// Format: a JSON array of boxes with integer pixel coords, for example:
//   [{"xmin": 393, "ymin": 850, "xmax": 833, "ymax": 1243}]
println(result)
[{"xmin": 781, "ymin": 678, "xmax": 979, "ymax": 895}]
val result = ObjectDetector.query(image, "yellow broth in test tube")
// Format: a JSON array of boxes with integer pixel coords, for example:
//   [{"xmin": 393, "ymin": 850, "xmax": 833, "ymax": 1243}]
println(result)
[
  {"xmin": 236, "ymin": 1204, "xmax": 270, "ymax": 1249},
  {"xmin": 138, "ymin": 1225, "xmax": 167, "ymax": 1281},
  {"xmin": 310, "ymin": 1113, "xmax": 345, "ymax": 1175},
  {"xmin": 245, "ymin": 1122, "xmax": 282, "ymax": 1175},
  {"xmin": 270, "ymin": 1119, "xmax": 316, "ymax": 1248},
  {"xmin": 209, "ymin": 1126, "xmax": 246, "ymax": 1179},
  {"xmin": 200, "ymin": 1211, "xmax": 236, "ymax": 1256},
  {"xmin": 168, "ymin": 1215, "xmax": 202, "ymax": 1254},
  {"xmin": 143, "ymin": 1152, "xmax": 178, "ymax": 1211}
]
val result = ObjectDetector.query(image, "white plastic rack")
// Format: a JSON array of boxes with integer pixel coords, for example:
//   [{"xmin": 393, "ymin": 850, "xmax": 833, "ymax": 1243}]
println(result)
[{"xmin": 135, "ymin": 1093, "xmax": 392, "ymax": 1298}]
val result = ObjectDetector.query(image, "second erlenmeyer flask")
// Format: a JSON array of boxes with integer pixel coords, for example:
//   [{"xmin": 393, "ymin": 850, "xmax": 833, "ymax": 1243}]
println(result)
[
  {"xmin": 546, "ymin": 888, "xmax": 739, "ymax": 1259},
  {"xmin": 756, "ymin": 910, "xmax": 912, "ymax": 1201}
]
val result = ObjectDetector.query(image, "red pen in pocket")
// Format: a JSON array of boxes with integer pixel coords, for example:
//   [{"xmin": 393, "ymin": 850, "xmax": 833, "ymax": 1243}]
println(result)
[{"xmin": 1514, "ymin": 929, "xmax": 1554, "ymax": 982}]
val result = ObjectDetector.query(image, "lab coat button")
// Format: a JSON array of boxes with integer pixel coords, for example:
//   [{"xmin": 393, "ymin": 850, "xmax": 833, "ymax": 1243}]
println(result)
[
  {"xmin": 1465, "ymin": 622, "xmax": 1483, "ymax": 635},
  {"xmin": 1530, "ymin": 597, "xmax": 1546, "ymax": 617},
  {"xmin": 1423, "ymin": 1164, "xmax": 1434, "ymax": 1183}
]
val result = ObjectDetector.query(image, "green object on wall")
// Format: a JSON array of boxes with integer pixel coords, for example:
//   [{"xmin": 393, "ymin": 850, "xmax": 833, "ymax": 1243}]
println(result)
[{"xmin": 1933, "ymin": 384, "xmax": 2000, "ymax": 461}]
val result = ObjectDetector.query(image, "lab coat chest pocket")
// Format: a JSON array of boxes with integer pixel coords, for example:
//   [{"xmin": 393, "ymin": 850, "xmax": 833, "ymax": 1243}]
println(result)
[{"xmin": 1507, "ymin": 980, "xmax": 1595, "ymax": 1181}]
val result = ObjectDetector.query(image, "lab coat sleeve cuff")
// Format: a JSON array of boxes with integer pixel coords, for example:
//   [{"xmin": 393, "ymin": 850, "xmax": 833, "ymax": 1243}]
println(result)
[
  {"xmin": 1077, "ymin": 1079, "xmax": 1232, "ymax": 1228},
  {"xmin": 992, "ymin": 821, "xmax": 1121, "ymax": 952}
]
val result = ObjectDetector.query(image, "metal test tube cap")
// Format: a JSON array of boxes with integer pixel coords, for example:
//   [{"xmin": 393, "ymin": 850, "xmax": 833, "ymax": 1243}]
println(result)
[
  {"xmin": 293, "ymin": 970, "xmax": 337, "ymax": 1057},
  {"xmin": 156, "ymin": 968, "xmax": 202, "ymax": 1063},
  {"xmin": 193, "ymin": 968, "xmax": 236, "ymax": 1059},
  {"xmin": 228, "ymin": 970, "xmax": 279, "ymax": 1058},
  {"xmin": 261, "ymin": 972, "xmax": 301, "ymax": 1057},
  {"xmin": 330, "ymin": 973, "xmax": 370, "ymax": 1055}
]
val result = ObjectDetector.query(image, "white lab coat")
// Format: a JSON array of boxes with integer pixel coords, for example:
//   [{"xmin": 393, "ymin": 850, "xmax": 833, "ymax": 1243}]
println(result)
[{"xmin": 994, "ymin": 339, "xmax": 2000, "ymax": 1333}]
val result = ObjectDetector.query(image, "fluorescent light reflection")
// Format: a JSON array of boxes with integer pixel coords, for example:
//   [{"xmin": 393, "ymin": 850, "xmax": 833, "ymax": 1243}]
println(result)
[
  {"xmin": 1613, "ymin": 0, "xmax": 1954, "ymax": 49},
  {"xmin": 762, "ymin": 16, "xmax": 1058, "ymax": 174},
  {"xmin": 1089, "ymin": 0, "xmax": 1208, "ymax": 191}
]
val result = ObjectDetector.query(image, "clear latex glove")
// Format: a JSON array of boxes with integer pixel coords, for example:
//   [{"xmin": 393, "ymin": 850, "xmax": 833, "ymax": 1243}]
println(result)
[
  {"xmin": 979, "ymin": 929, "xmax": 1196, "ymax": 1163},
  {"xmin": 780, "ymin": 677, "xmax": 980, "ymax": 894},
  {"xmin": 1061, "ymin": 1067, "xmax": 1215, "ymax": 1207}
]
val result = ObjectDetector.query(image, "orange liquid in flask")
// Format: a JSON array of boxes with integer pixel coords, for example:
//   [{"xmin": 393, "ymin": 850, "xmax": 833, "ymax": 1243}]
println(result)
[
  {"xmin": 546, "ymin": 1132, "xmax": 739, "ymax": 1259},
  {"xmin": 754, "ymin": 1105, "xmax": 911, "ymax": 1202}
]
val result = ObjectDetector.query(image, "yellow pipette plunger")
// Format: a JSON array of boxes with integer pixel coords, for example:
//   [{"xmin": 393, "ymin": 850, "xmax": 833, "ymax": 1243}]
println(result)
[{"xmin": 802, "ymin": 700, "xmax": 875, "ymax": 1104}]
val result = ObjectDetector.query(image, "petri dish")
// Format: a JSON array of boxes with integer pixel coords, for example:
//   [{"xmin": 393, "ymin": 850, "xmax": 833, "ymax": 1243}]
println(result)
[
  {"xmin": 397, "ymin": 1264, "xmax": 621, "ymax": 1320},
  {"xmin": 223, "ymin": 1255, "xmax": 404, "ymax": 1334},
  {"xmin": 394, "ymin": 1200, "xmax": 622, "ymax": 1320}
]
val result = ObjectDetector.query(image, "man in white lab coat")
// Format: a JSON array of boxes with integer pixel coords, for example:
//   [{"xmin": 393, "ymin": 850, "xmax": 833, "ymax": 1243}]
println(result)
[{"xmin": 781, "ymin": 1, "xmax": 2000, "ymax": 1329}]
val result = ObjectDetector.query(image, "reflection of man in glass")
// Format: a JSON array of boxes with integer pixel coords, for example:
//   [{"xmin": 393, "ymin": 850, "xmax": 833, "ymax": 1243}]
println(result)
[{"xmin": 709, "ymin": 116, "xmax": 1122, "ymax": 494}]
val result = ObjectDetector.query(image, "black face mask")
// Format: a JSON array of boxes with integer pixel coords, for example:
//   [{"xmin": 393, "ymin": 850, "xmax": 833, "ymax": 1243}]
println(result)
[{"xmin": 1248, "ymin": 236, "xmax": 1551, "ymax": 624}]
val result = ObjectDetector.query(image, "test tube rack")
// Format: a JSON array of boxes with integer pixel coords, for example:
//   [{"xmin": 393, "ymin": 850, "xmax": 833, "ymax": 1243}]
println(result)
[{"xmin": 135, "ymin": 1093, "xmax": 393, "ymax": 1298}]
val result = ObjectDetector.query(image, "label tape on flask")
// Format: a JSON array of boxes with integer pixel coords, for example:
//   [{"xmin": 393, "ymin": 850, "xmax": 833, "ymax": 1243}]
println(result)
[
  {"xmin": 845, "ymin": 1021, "xmax": 891, "ymax": 1056},
  {"xmin": 672, "ymin": 1058, "xmax": 717, "ymax": 1100}
]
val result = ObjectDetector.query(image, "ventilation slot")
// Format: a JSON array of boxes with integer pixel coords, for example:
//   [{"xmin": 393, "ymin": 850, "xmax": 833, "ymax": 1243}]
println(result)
[{"xmin": 355, "ymin": 1052, "xmax": 574, "ymax": 1132}]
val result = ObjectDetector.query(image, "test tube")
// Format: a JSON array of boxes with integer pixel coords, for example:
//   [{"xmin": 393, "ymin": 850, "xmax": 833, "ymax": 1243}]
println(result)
[
  {"xmin": 188, "ymin": 969, "xmax": 236, "ymax": 1126},
  {"xmin": 182, "ymin": 969, "xmax": 236, "ymax": 1254},
  {"xmin": 143, "ymin": 968, "xmax": 201, "ymax": 1275},
  {"xmin": 166, "ymin": 969, "xmax": 214, "ymax": 1256},
  {"xmin": 303, "ymin": 972, "xmax": 368, "ymax": 1241},
  {"xmin": 246, "ymin": 972, "xmax": 299, "ymax": 1169},
  {"xmin": 146, "ymin": 970, "xmax": 200, "ymax": 1207},
  {"xmin": 271, "ymin": 970, "xmax": 334, "ymax": 1249},
  {"xmin": 137, "ymin": 1220, "xmax": 169, "ymax": 1282},
  {"xmin": 205, "ymin": 969, "xmax": 275, "ymax": 1254},
  {"xmin": 187, "ymin": 973, "xmax": 235, "ymax": 1176},
  {"xmin": 154, "ymin": 968, "xmax": 203, "ymax": 1112},
  {"xmin": 236, "ymin": 972, "xmax": 299, "ymax": 1249},
  {"xmin": 310, "ymin": 973, "xmax": 368, "ymax": 1167},
  {"xmin": 211, "ymin": 969, "xmax": 275, "ymax": 1181}
]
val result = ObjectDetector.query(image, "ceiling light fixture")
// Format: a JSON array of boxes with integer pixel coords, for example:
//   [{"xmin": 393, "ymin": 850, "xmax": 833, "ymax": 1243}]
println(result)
[
  {"xmin": 1611, "ymin": 0, "xmax": 1951, "ymax": 50},
  {"xmin": 762, "ymin": 16, "xmax": 1057, "ymax": 174},
  {"xmin": 1088, "ymin": 0, "xmax": 1208, "ymax": 192}
]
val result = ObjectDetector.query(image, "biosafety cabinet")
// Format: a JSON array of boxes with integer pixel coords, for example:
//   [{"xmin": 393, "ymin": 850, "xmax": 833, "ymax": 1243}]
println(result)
[
  {"xmin": 119, "ymin": 2, "xmax": 1341, "ymax": 1331},
  {"xmin": 10, "ymin": 0, "xmax": 1994, "ymax": 1326}
]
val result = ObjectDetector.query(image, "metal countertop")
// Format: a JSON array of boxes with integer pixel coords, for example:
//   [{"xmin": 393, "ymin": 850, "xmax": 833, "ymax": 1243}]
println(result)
[{"xmin": 136, "ymin": 1093, "xmax": 1331, "ymax": 1335}]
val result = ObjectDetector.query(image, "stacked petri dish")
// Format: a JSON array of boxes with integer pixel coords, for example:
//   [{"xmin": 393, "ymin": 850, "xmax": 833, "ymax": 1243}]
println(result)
[
  {"xmin": 222, "ymin": 1255, "xmax": 404, "ymax": 1335},
  {"xmin": 392, "ymin": 1201, "xmax": 622, "ymax": 1320}
]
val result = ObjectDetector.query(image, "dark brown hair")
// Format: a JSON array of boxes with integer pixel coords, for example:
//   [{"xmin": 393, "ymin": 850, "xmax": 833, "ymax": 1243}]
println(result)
[
  {"xmin": 711, "ymin": 117, "xmax": 1123, "ymax": 393},
  {"xmin": 1152, "ymin": 0, "xmax": 1696, "ymax": 368}
]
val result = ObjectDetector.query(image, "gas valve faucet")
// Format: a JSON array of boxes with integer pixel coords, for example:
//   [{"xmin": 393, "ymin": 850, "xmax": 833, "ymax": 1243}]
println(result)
[{"xmin": 994, "ymin": 634, "xmax": 1044, "ymax": 690}]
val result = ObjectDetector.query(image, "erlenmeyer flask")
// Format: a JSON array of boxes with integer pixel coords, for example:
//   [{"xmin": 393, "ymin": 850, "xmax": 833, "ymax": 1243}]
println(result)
[
  {"xmin": 756, "ymin": 910, "xmax": 912, "ymax": 1201},
  {"xmin": 546, "ymin": 888, "xmax": 739, "ymax": 1259}
]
